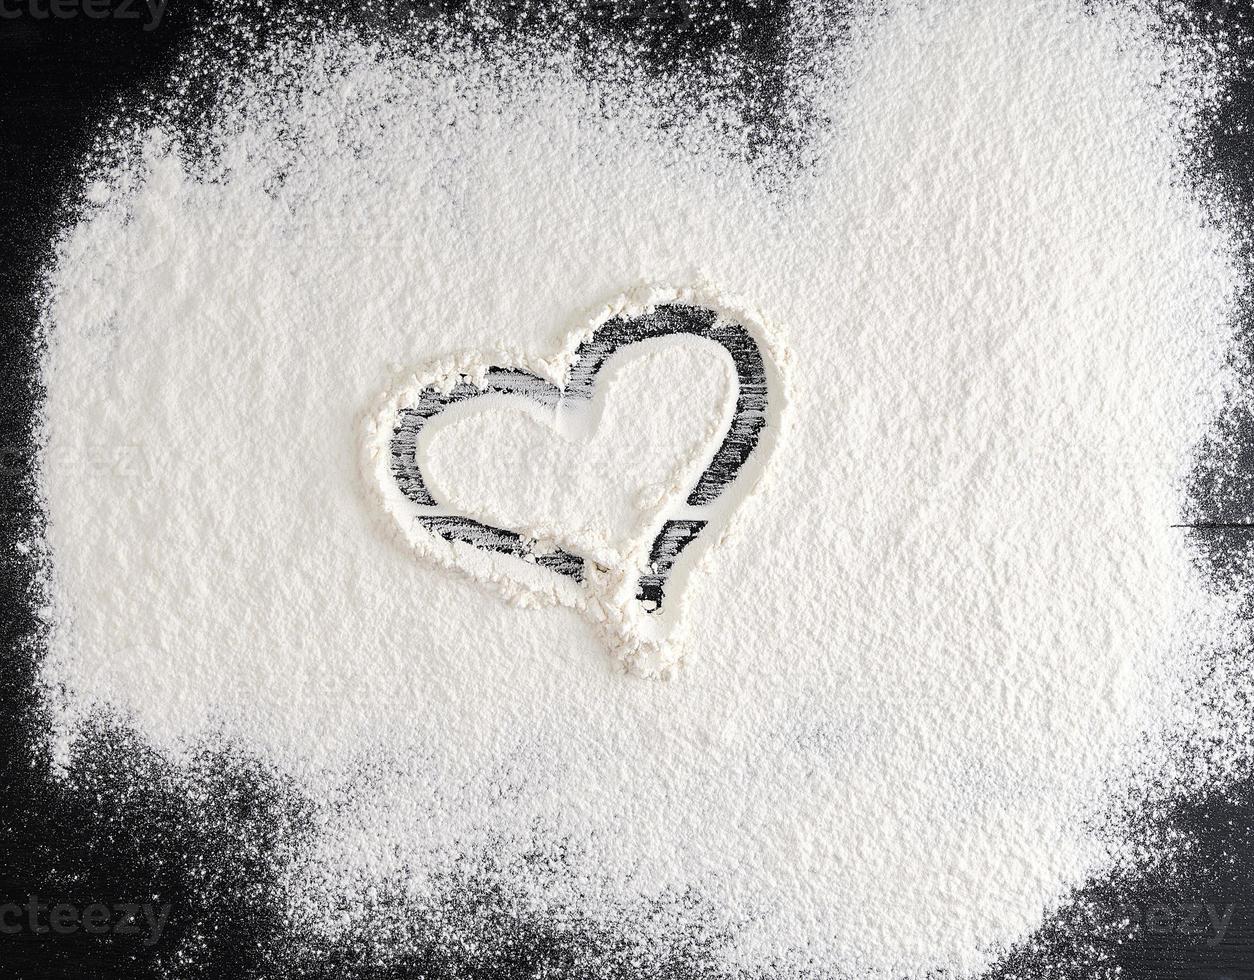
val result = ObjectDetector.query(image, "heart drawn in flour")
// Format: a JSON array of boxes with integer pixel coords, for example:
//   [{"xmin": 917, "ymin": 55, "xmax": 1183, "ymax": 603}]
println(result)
[{"xmin": 365, "ymin": 290, "xmax": 784, "ymax": 677}]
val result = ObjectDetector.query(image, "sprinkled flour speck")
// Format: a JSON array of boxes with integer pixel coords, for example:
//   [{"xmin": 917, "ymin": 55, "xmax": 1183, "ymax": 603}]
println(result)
[{"xmin": 33, "ymin": 0, "xmax": 1249, "ymax": 976}]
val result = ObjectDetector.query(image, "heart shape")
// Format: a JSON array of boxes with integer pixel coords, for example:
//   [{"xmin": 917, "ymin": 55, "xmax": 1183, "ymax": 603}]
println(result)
[{"xmin": 364, "ymin": 288, "xmax": 785, "ymax": 676}]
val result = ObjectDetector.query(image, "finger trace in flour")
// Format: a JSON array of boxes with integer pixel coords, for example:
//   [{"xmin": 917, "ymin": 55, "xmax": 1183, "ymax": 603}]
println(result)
[{"xmin": 367, "ymin": 288, "xmax": 787, "ymax": 677}]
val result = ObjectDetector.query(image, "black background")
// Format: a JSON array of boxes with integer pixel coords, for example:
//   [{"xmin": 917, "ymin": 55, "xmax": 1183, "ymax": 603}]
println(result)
[{"xmin": 4, "ymin": 1, "xmax": 1254, "ymax": 977}]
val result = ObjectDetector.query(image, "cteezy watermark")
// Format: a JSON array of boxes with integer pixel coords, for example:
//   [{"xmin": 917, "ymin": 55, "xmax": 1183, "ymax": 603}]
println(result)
[
  {"xmin": 0, "ymin": 0, "xmax": 168, "ymax": 31},
  {"xmin": 1118, "ymin": 900, "xmax": 1238, "ymax": 947},
  {"xmin": 0, "ymin": 896, "xmax": 171, "ymax": 946}
]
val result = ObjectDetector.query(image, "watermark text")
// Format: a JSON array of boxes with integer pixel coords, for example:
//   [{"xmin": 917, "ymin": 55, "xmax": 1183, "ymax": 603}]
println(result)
[{"xmin": 0, "ymin": 896, "xmax": 170, "ymax": 946}]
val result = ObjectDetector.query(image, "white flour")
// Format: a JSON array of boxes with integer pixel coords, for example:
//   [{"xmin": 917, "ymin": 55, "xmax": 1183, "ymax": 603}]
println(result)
[
  {"xmin": 35, "ymin": 0, "xmax": 1241, "ymax": 976},
  {"xmin": 366, "ymin": 286, "xmax": 788, "ymax": 676}
]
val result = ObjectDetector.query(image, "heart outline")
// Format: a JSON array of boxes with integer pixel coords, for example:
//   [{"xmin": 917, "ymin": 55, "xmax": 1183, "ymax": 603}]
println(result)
[{"xmin": 365, "ymin": 287, "xmax": 785, "ymax": 675}]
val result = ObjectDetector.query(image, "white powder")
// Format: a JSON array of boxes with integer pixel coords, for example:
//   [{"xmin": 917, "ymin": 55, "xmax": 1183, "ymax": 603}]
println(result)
[
  {"xmin": 366, "ymin": 286, "xmax": 788, "ymax": 675},
  {"xmin": 36, "ymin": 0, "xmax": 1242, "ymax": 976}
]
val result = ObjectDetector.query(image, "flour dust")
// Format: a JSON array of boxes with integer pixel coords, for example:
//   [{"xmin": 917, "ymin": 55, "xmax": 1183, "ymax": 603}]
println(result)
[{"xmin": 35, "ymin": 1, "xmax": 1244, "ymax": 976}]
